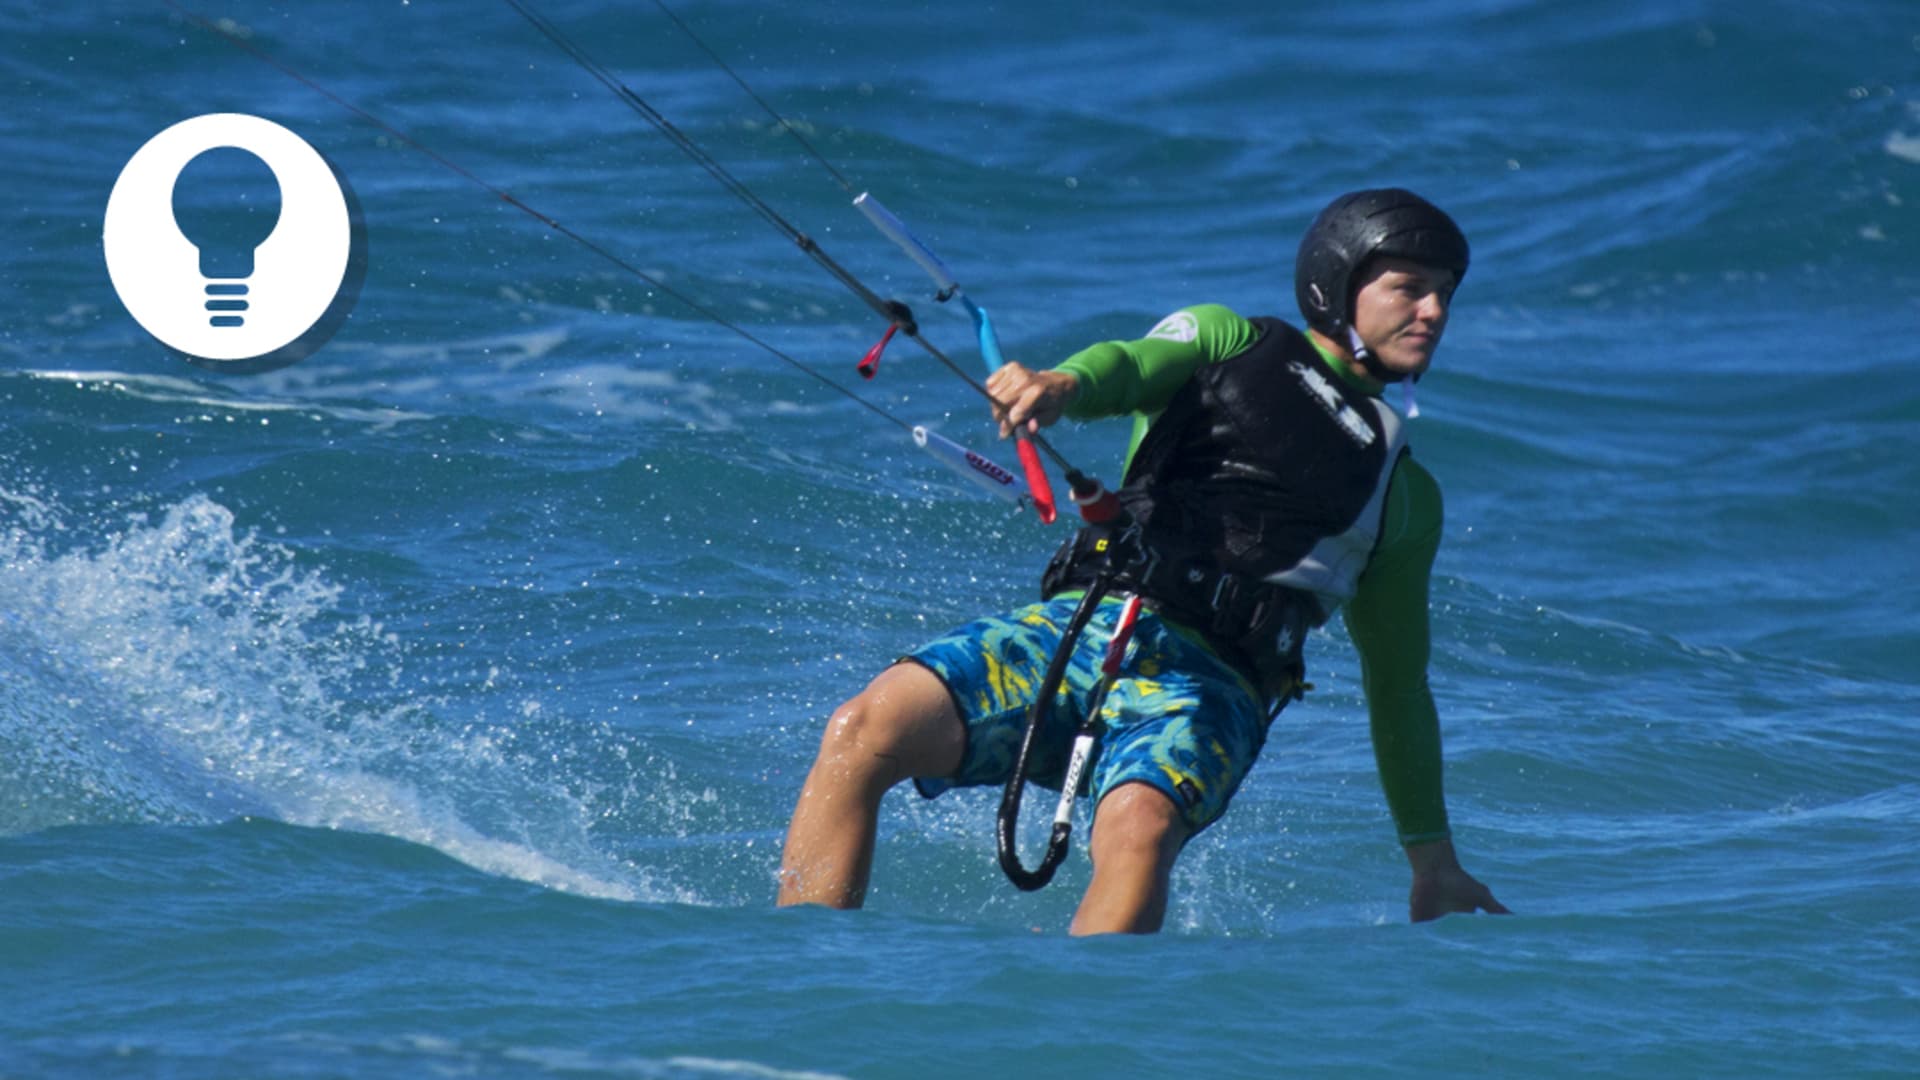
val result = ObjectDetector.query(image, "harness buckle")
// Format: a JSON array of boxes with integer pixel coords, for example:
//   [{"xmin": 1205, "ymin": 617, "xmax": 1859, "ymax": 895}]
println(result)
[
  {"xmin": 1209, "ymin": 570, "xmax": 1273, "ymax": 639},
  {"xmin": 1208, "ymin": 571, "xmax": 1235, "ymax": 612}
]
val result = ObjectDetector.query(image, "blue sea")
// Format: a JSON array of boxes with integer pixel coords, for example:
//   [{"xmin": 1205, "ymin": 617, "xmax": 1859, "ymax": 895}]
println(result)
[{"xmin": 4, "ymin": 1, "xmax": 1918, "ymax": 1076}]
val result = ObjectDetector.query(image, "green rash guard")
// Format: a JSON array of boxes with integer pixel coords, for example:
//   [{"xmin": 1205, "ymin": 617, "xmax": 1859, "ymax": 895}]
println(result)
[{"xmin": 1053, "ymin": 303, "xmax": 1451, "ymax": 846}]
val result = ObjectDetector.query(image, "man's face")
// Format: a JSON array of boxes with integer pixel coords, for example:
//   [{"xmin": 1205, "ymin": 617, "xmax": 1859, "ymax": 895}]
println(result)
[{"xmin": 1351, "ymin": 256, "xmax": 1458, "ymax": 380}]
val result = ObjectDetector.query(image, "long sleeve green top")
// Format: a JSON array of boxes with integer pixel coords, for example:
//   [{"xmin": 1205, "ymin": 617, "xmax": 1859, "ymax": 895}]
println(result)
[{"xmin": 1053, "ymin": 304, "xmax": 1451, "ymax": 845}]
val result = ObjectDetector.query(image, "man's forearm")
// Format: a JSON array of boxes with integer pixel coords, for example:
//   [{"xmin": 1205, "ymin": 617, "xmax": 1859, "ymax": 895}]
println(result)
[{"xmin": 1369, "ymin": 682, "xmax": 1451, "ymax": 845}]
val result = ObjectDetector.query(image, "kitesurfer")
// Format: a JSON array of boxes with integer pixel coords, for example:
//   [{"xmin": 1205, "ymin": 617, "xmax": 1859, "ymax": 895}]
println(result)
[{"xmin": 778, "ymin": 189, "xmax": 1509, "ymax": 934}]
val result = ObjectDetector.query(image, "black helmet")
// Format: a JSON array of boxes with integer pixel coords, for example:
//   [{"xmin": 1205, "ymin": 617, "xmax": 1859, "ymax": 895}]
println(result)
[{"xmin": 1295, "ymin": 188, "xmax": 1469, "ymax": 339}]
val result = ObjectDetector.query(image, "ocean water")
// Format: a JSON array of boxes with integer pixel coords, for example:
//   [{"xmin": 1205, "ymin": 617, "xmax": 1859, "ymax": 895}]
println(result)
[{"xmin": 3, "ymin": 0, "xmax": 1918, "ymax": 1076}]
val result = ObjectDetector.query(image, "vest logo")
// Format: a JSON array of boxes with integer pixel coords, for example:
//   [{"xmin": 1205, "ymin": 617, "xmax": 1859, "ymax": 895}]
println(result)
[
  {"xmin": 1146, "ymin": 311, "xmax": 1199, "ymax": 344},
  {"xmin": 1289, "ymin": 361, "xmax": 1376, "ymax": 447},
  {"xmin": 1274, "ymin": 624, "xmax": 1296, "ymax": 656}
]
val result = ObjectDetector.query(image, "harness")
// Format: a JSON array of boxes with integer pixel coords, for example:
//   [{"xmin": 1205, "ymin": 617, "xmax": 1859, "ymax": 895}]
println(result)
[{"xmin": 1039, "ymin": 518, "xmax": 1312, "ymax": 704}]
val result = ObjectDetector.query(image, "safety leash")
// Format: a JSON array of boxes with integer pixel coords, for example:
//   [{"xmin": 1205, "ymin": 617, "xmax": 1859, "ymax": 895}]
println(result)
[
  {"xmin": 995, "ymin": 477, "xmax": 1137, "ymax": 890},
  {"xmin": 996, "ymin": 586, "xmax": 1145, "ymax": 891}
]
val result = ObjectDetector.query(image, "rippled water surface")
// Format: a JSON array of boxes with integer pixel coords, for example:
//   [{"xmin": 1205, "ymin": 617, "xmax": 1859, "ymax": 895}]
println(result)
[{"xmin": 2, "ymin": 1, "xmax": 1917, "ymax": 1076}]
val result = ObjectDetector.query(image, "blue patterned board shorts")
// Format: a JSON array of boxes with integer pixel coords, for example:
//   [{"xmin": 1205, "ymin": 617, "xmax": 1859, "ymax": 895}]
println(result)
[{"xmin": 907, "ymin": 595, "xmax": 1277, "ymax": 835}]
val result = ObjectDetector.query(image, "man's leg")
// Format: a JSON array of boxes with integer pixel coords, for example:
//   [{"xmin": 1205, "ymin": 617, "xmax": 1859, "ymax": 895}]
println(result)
[
  {"xmin": 777, "ymin": 661, "xmax": 966, "ymax": 909},
  {"xmin": 1069, "ymin": 781, "xmax": 1189, "ymax": 935}
]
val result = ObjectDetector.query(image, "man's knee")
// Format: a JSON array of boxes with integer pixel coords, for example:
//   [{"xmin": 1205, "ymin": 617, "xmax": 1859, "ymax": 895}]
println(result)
[
  {"xmin": 1088, "ymin": 782, "xmax": 1188, "ymax": 867},
  {"xmin": 813, "ymin": 694, "xmax": 909, "ymax": 782},
  {"xmin": 810, "ymin": 664, "xmax": 962, "ymax": 790}
]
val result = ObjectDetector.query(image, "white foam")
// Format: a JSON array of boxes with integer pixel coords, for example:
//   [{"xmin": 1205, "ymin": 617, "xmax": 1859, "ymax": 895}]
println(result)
[
  {"xmin": 526, "ymin": 361, "xmax": 739, "ymax": 428},
  {"xmin": 0, "ymin": 490, "xmax": 674, "ymax": 902},
  {"xmin": 284, "ymin": 769, "xmax": 644, "ymax": 902},
  {"xmin": 21, "ymin": 369, "xmax": 428, "ymax": 427},
  {"xmin": 359, "ymin": 326, "xmax": 570, "ymax": 368}
]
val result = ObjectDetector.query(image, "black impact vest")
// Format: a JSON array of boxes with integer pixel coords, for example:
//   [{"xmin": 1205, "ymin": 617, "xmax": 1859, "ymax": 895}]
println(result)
[{"xmin": 1042, "ymin": 317, "xmax": 1408, "ymax": 698}]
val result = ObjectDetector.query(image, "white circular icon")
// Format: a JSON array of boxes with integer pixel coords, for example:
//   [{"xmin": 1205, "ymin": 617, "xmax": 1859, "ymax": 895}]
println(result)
[{"xmin": 104, "ymin": 113, "xmax": 354, "ymax": 370}]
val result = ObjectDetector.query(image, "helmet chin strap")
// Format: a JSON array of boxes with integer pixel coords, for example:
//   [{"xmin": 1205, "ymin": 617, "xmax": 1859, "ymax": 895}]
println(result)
[
  {"xmin": 1346, "ymin": 326, "xmax": 1400, "ymax": 383},
  {"xmin": 1346, "ymin": 326, "xmax": 1422, "ymax": 417}
]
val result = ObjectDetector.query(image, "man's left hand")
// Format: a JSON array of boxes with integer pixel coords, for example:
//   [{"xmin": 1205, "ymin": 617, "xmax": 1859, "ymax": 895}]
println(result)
[{"xmin": 1404, "ymin": 837, "xmax": 1511, "ymax": 923}]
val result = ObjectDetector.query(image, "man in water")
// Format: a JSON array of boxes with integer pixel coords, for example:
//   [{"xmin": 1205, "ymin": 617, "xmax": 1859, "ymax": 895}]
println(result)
[{"xmin": 778, "ymin": 189, "xmax": 1509, "ymax": 934}]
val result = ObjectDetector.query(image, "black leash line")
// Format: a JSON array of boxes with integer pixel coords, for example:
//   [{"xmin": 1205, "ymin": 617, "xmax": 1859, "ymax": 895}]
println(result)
[
  {"xmin": 504, "ymin": 0, "xmax": 1083, "ymax": 478},
  {"xmin": 998, "ymin": 585, "xmax": 1146, "ymax": 890},
  {"xmin": 643, "ymin": 0, "xmax": 859, "ymax": 197},
  {"xmin": 163, "ymin": 0, "xmax": 918, "ymax": 434}
]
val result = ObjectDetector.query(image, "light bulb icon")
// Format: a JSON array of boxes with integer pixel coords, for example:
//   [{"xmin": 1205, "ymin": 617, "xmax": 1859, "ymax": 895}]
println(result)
[
  {"xmin": 171, "ymin": 146, "xmax": 283, "ymax": 329},
  {"xmin": 105, "ymin": 112, "xmax": 363, "ymax": 372}
]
